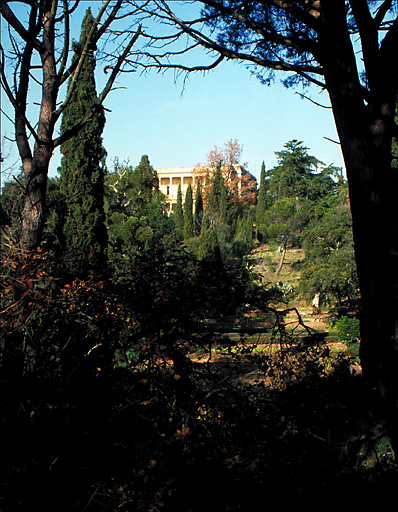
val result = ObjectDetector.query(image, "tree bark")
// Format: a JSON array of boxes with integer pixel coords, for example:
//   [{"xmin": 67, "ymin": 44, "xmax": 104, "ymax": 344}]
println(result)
[
  {"xmin": 19, "ymin": 0, "xmax": 58, "ymax": 253},
  {"xmin": 319, "ymin": 0, "xmax": 398, "ymax": 455},
  {"xmin": 20, "ymin": 145, "xmax": 52, "ymax": 252}
]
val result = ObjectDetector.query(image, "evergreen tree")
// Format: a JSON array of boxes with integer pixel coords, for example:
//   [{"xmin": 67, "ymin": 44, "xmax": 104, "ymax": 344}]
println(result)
[
  {"xmin": 268, "ymin": 140, "xmax": 325, "ymax": 202},
  {"xmin": 106, "ymin": 155, "xmax": 171, "ymax": 267},
  {"xmin": 207, "ymin": 162, "xmax": 225, "ymax": 215},
  {"xmin": 183, "ymin": 183, "xmax": 194, "ymax": 239},
  {"xmin": 194, "ymin": 181, "xmax": 203, "ymax": 236},
  {"xmin": 59, "ymin": 8, "xmax": 107, "ymax": 271},
  {"xmin": 173, "ymin": 183, "xmax": 184, "ymax": 240},
  {"xmin": 301, "ymin": 193, "xmax": 358, "ymax": 307},
  {"xmin": 198, "ymin": 214, "xmax": 221, "ymax": 261},
  {"xmin": 233, "ymin": 211, "xmax": 253, "ymax": 258},
  {"xmin": 256, "ymin": 161, "xmax": 268, "ymax": 241},
  {"xmin": 219, "ymin": 186, "xmax": 228, "ymax": 224}
]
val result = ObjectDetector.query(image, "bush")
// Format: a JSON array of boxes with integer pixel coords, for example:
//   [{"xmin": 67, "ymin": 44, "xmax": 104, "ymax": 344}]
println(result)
[{"xmin": 335, "ymin": 316, "xmax": 360, "ymax": 344}]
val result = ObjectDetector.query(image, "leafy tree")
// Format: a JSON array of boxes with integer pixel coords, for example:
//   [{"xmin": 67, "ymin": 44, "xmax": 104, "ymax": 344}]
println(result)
[
  {"xmin": 183, "ymin": 183, "xmax": 194, "ymax": 239},
  {"xmin": 194, "ymin": 139, "xmax": 257, "ymax": 208},
  {"xmin": 256, "ymin": 161, "xmax": 268, "ymax": 241},
  {"xmin": 59, "ymin": 8, "xmax": 107, "ymax": 271},
  {"xmin": 106, "ymin": 156, "xmax": 171, "ymax": 268},
  {"xmin": 301, "ymin": 195, "xmax": 359, "ymax": 308}
]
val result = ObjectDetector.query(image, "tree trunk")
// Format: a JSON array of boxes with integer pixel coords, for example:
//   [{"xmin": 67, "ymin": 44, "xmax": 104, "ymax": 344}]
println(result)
[
  {"xmin": 274, "ymin": 241, "xmax": 287, "ymax": 277},
  {"xmin": 319, "ymin": 1, "xmax": 398, "ymax": 456},
  {"xmin": 19, "ymin": 0, "xmax": 57, "ymax": 253},
  {"xmin": 20, "ymin": 145, "xmax": 52, "ymax": 253}
]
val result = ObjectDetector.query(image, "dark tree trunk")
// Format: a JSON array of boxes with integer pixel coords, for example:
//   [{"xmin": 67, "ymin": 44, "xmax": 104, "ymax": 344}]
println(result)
[
  {"xmin": 20, "ymin": 145, "xmax": 52, "ymax": 253},
  {"xmin": 319, "ymin": 1, "xmax": 398, "ymax": 455},
  {"xmin": 19, "ymin": 1, "xmax": 57, "ymax": 253}
]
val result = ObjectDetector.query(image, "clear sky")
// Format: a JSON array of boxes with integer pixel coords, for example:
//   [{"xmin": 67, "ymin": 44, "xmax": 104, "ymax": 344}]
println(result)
[
  {"xmin": 1, "ymin": 2, "xmax": 346, "ymax": 183},
  {"xmin": 48, "ymin": 59, "xmax": 345, "ymax": 181}
]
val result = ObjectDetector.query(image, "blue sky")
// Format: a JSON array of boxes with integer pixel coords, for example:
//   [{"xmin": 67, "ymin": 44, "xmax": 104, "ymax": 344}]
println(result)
[
  {"xmin": 90, "ymin": 58, "xmax": 345, "ymax": 182},
  {"xmin": 1, "ymin": 2, "xmax": 345, "ymax": 183}
]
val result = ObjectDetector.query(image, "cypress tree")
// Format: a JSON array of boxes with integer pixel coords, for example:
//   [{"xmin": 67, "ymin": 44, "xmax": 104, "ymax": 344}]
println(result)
[
  {"xmin": 198, "ymin": 214, "xmax": 221, "ymax": 261},
  {"xmin": 183, "ymin": 183, "xmax": 194, "ymax": 239},
  {"xmin": 59, "ymin": 8, "xmax": 107, "ymax": 271},
  {"xmin": 256, "ymin": 161, "xmax": 268, "ymax": 241},
  {"xmin": 219, "ymin": 186, "xmax": 228, "ymax": 224},
  {"xmin": 194, "ymin": 181, "xmax": 203, "ymax": 236},
  {"xmin": 207, "ymin": 162, "xmax": 225, "ymax": 215},
  {"xmin": 174, "ymin": 183, "xmax": 184, "ymax": 240}
]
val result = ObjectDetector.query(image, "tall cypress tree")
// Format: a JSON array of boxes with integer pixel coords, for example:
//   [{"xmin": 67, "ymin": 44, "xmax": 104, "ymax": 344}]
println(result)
[
  {"xmin": 183, "ymin": 183, "xmax": 194, "ymax": 239},
  {"xmin": 194, "ymin": 181, "xmax": 203, "ymax": 236},
  {"xmin": 60, "ymin": 8, "xmax": 107, "ymax": 271},
  {"xmin": 219, "ymin": 186, "xmax": 228, "ymax": 224},
  {"xmin": 207, "ymin": 162, "xmax": 226, "ymax": 215},
  {"xmin": 256, "ymin": 161, "xmax": 268, "ymax": 241},
  {"xmin": 173, "ymin": 183, "xmax": 184, "ymax": 240}
]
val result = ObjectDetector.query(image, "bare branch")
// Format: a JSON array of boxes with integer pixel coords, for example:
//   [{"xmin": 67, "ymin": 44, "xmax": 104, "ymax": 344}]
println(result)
[
  {"xmin": 53, "ymin": 26, "xmax": 143, "ymax": 148},
  {"xmin": 295, "ymin": 91, "xmax": 331, "ymax": 108},
  {"xmin": 0, "ymin": 0, "xmax": 42, "ymax": 52},
  {"xmin": 56, "ymin": 0, "xmax": 70, "ymax": 83},
  {"xmin": 53, "ymin": 0, "xmax": 113, "ymax": 123},
  {"xmin": 374, "ymin": 0, "xmax": 395, "ymax": 28}
]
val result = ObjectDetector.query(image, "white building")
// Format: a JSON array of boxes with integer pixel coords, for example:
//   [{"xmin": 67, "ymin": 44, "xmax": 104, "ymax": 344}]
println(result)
[{"xmin": 156, "ymin": 165, "xmax": 256, "ymax": 211}]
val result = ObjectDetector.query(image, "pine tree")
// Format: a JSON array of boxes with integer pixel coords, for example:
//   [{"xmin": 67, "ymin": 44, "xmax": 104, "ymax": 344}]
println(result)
[
  {"xmin": 59, "ymin": 8, "xmax": 107, "ymax": 271},
  {"xmin": 256, "ymin": 161, "xmax": 268, "ymax": 241},
  {"xmin": 183, "ymin": 183, "xmax": 194, "ymax": 239}
]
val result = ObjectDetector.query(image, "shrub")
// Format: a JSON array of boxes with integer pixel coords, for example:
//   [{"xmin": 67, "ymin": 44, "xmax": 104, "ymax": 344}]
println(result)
[{"xmin": 335, "ymin": 316, "xmax": 360, "ymax": 345}]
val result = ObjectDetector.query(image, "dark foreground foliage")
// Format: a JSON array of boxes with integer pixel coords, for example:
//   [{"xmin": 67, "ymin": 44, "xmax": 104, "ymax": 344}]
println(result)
[{"xmin": 1, "ymin": 247, "xmax": 396, "ymax": 512}]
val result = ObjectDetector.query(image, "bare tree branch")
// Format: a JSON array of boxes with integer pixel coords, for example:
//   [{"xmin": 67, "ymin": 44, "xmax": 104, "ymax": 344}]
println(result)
[
  {"xmin": 0, "ymin": 0, "xmax": 42, "ymax": 52},
  {"xmin": 53, "ymin": 25, "xmax": 143, "ymax": 148}
]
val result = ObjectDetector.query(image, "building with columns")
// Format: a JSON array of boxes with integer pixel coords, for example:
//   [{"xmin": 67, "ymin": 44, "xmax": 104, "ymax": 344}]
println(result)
[
  {"xmin": 156, "ymin": 167, "xmax": 197, "ymax": 211},
  {"xmin": 156, "ymin": 165, "xmax": 256, "ymax": 211}
]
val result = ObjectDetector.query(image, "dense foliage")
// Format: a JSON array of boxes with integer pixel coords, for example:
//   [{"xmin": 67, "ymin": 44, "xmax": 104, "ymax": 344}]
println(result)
[
  {"xmin": 106, "ymin": 156, "xmax": 172, "ymax": 271},
  {"xmin": 300, "ymin": 191, "xmax": 359, "ymax": 307},
  {"xmin": 59, "ymin": 9, "xmax": 107, "ymax": 272},
  {"xmin": 1, "ymin": 239, "xmax": 395, "ymax": 511},
  {"xmin": 1, "ymin": 132, "xmax": 396, "ymax": 510}
]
